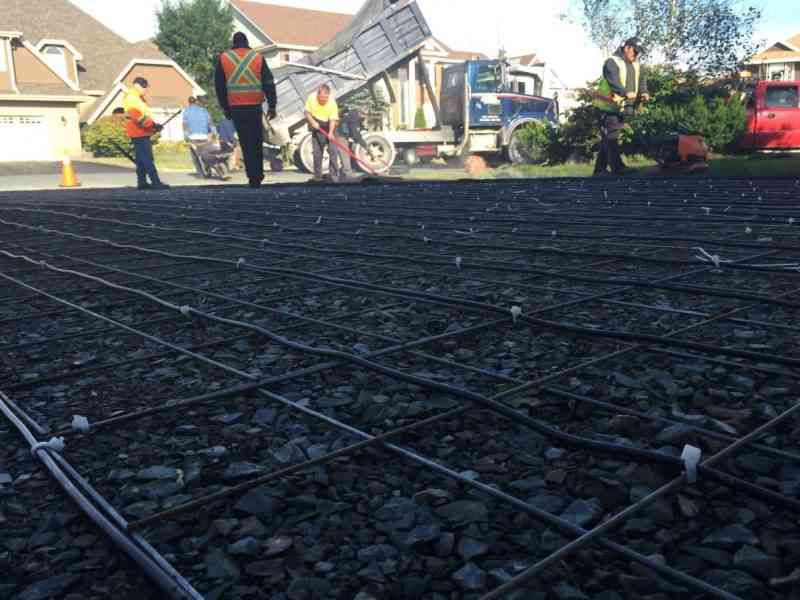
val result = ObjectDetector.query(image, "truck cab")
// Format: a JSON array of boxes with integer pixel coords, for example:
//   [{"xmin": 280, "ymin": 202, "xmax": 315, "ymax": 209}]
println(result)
[
  {"xmin": 441, "ymin": 60, "xmax": 557, "ymax": 162},
  {"xmin": 741, "ymin": 80, "xmax": 800, "ymax": 150}
]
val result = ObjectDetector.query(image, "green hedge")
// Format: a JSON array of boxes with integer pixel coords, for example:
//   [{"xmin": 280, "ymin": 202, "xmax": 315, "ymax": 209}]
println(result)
[
  {"xmin": 514, "ymin": 67, "xmax": 748, "ymax": 165},
  {"xmin": 83, "ymin": 116, "xmax": 134, "ymax": 158}
]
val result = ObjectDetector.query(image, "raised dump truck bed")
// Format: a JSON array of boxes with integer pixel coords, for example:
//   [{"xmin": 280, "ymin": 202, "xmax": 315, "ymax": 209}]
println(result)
[{"xmin": 269, "ymin": 0, "xmax": 432, "ymax": 134}]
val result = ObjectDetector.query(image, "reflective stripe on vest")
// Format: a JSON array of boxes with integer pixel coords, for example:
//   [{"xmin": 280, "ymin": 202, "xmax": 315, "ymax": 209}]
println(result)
[
  {"xmin": 611, "ymin": 55, "xmax": 641, "ymax": 92},
  {"xmin": 592, "ymin": 56, "xmax": 641, "ymax": 113},
  {"xmin": 220, "ymin": 49, "xmax": 265, "ymax": 106}
]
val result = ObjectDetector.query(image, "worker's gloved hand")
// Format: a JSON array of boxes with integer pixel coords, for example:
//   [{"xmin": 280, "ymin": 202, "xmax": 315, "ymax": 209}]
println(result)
[
  {"xmin": 640, "ymin": 93, "xmax": 651, "ymax": 103},
  {"xmin": 267, "ymin": 108, "xmax": 277, "ymax": 120},
  {"xmin": 153, "ymin": 124, "xmax": 164, "ymax": 132},
  {"xmin": 625, "ymin": 92, "xmax": 638, "ymax": 101}
]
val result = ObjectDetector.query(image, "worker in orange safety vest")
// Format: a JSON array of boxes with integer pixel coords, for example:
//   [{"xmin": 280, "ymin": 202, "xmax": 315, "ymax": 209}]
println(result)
[
  {"xmin": 214, "ymin": 32, "xmax": 277, "ymax": 188},
  {"xmin": 122, "ymin": 77, "xmax": 170, "ymax": 190}
]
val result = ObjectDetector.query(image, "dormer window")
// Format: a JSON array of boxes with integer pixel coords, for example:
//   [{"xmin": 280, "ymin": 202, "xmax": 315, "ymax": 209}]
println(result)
[{"xmin": 42, "ymin": 45, "xmax": 68, "ymax": 80}]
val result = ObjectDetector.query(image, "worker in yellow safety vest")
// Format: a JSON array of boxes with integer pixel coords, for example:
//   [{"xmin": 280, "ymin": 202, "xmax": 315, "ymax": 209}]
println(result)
[
  {"xmin": 592, "ymin": 37, "xmax": 650, "ymax": 176},
  {"xmin": 215, "ymin": 32, "xmax": 277, "ymax": 188}
]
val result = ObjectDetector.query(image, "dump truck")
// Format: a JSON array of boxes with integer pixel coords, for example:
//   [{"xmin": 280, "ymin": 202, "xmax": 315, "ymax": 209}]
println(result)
[{"xmin": 264, "ymin": 0, "xmax": 558, "ymax": 173}]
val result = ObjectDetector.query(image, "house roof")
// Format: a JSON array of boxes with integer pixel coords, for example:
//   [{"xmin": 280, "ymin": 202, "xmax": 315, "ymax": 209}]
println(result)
[
  {"xmin": 435, "ymin": 40, "xmax": 487, "ymax": 61},
  {"xmin": 231, "ymin": 0, "xmax": 353, "ymax": 48},
  {"xmin": 749, "ymin": 33, "xmax": 800, "ymax": 63},
  {"xmin": 509, "ymin": 53, "xmax": 545, "ymax": 67},
  {"xmin": 3, "ymin": 0, "xmax": 184, "ymax": 91}
]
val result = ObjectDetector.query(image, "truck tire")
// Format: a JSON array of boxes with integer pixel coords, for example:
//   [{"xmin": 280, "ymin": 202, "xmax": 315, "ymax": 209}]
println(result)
[
  {"xmin": 298, "ymin": 132, "xmax": 330, "ymax": 175},
  {"xmin": 355, "ymin": 133, "xmax": 396, "ymax": 174},
  {"xmin": 507, "ymin": 128, "xmax": 530, "ymax": 165}
]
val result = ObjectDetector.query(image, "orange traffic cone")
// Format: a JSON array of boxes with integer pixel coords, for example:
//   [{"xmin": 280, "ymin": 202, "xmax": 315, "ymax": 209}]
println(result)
[{"xmin": 60, "ymin": 155, "xmax": 81, "ymax": 188}]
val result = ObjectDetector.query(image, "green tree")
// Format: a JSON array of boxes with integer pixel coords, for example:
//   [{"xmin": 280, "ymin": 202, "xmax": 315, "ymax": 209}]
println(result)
[
  {"xmin": 569, "ymin": 0, "xmax": 761, "ymax": 77},
  {"xmin": 155, "ymin": 0, "xmax": 233, "ymax": 122}
]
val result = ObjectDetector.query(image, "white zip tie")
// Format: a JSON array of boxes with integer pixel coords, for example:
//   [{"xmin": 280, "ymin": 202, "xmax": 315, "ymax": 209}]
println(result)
[
  {"xmin": 71, "ymin": 415, "xmax": 91, "ymax": 433},
  {"xmin": 374, "ymin": 219, "xmax": 379, "ymax": 225},
  {"xmin": 179, "ymin": 305, "xmax": 191, "ymax": 317},
  {"xmin": 551, "ymin": 230, "xmax": 557, "ymax": 237},
  {"xmin": 455, "ymin": 256, "xmax": 462, "ymax": 271},
  {"xmin": 423, "ymin": 236, "xmax": 431, "ymax": 243},
  {"xmin": 31, "ymin": 437, "xmax": 65, "ymax": 456},
  {"xmin": 681, "ymin": 445, "xmax": 702, "ymax": 483},
  {"xmin": 693, "ymin": 247, "xmax": 729, "ymax": 269},
  {"xmin": 356, "ymin": 229, "xmax": 362, "ymax": 235},
  {"xmin": 702, "ymin": 207, "xmax": 711, "ymax": 215},
  {"xmin": 316, "ymin": 216, "xmax": 322, "ymax": 225},
  {"xmin": 745, "ymin": 226, "xmax": 752, "ymax": 234},
  {"xmin": 789, "ymin": 217, "xmax": 795, "ymax": 225},
  {"xmin": 510, "ymin": 306, "xmax": 522, "ymax": 322},
  {"xmin": 237, "ymin": 258, "xmax": 245, "ymax": 269}
]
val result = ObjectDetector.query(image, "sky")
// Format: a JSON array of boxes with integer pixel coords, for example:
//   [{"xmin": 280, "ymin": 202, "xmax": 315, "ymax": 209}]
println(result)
[{"xmin": 69, "ymin": 0, "xmax": 800, "ymax": 87}]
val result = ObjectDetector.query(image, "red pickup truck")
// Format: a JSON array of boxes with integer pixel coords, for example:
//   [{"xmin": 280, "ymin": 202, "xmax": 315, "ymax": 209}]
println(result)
[{"xmin": 741, "ymin": 80, "xmax": 800, "ymax": 150}]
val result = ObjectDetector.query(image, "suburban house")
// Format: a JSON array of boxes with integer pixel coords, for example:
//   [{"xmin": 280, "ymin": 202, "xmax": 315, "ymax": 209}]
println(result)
[
  {"xmin": 745, "ymin": 33, "xmax": 800, "ymax": 82},
  {"xmin": 229, "ymin": 1, "xmax": 491, "ymax": 128},
  {"xmin": 2, "ymin": 0, "xmax": 204, "ymax": 161},
  {"xmin": 0, "ymin": 30, "xmax": 88, "ymax": 162}
]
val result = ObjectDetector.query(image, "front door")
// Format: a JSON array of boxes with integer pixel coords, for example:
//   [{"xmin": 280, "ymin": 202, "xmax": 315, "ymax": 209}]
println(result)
[{"xmin": 756, "ymin": 83, "xmax": 800, "ymax": 149}]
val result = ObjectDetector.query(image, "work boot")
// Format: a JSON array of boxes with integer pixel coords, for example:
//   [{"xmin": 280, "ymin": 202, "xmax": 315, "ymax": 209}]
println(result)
[{"xmin": 150, "ymin": 183, "xmax": 171, "ymax": 190}]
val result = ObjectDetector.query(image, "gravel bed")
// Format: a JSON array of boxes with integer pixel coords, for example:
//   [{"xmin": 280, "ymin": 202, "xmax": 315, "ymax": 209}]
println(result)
[{"xmin": 2, "ymin": 177, "xmax": 800, "ymax": 599}]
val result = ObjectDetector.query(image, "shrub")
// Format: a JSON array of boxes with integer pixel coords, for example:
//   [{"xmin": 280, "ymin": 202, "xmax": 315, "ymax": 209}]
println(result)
[
  {"xmin": 624, "ymin": 94, "xmax": 747, "ymax": 155},
  {"xmin": 515, "ymin": 68, "xmax": 747, "ymax": 164},
  {"xmin": 83, "ymin": 116, "xmax": 133, "ymax": 158}
]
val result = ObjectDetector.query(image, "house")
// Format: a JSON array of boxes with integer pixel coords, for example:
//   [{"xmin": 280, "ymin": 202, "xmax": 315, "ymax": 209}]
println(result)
[
  {"xmin": 230, "ymin": 0, "xmax": 353, "ymax": 68},
  {"xmin": 2, "ymin": 0, "xmax": 205, "ymax": 161},
  {"xmin": 229, "ymin": 1, "xmax": 488, "ymax": 128},
  {"xmin": 745, "ymin": 34, "xmax": 800, "ymax": 82},
  {"xmin": 0, "ymin": 30, "xmax": 88, "ymax": 161}
]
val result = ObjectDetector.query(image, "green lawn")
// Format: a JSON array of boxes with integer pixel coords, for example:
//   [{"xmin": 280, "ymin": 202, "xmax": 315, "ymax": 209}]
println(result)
[
  {"xmin": 485, "ymin": 154, "xmax": 800, "ymax": 179},
  {"xmin": 705, "ymin": 155, "xmax": 800, "ymax": 177},
  {"xmin": 90, "ymin": 143, "xmax": 195, "ymax": 172}
]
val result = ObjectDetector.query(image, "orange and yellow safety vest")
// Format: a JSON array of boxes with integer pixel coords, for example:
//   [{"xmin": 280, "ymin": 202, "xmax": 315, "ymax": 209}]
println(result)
[
  {"xmin": 219, "ymin": 48, "xmax": 265, "ymax": 106},
  {"xmin": 122, "ymin": 88, "xmax": 155, "ymax": 138}
]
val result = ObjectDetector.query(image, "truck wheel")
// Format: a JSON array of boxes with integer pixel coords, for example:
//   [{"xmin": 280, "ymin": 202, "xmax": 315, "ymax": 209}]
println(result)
[
  {"xmin": 507, "ymin": 128, "xmax": 531, "ymax": 165},
  {"xmin": 403, "ymin": 147, "xmax": 418, "ymax": 166},
  {"xmin": 355, "ymin": 133, "xmax": 396, "ymax": 174},
  {"xmin": 298, "ymin": 132, "xmax": 330, "ymax": 175}
]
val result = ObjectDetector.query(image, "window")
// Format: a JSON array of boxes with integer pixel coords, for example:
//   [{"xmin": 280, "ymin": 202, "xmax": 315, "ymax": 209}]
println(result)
[
  {"xmin": 516, "ymin": 81, "xmax": 526, "ymax": 94},
  {"xmin": 764, "ymin": 85, "xmax": 799, "ymax": 109},
  {"xmin": 282, "ymin": 52, "xmax": 291, "ymax": 64},
  {"xmin": 473, "ymin": 64, "xmax": 500, "ymax": 93},
  {"xmin": 42, "ymin": 45, "xmax": 69, "ymax": 80}
]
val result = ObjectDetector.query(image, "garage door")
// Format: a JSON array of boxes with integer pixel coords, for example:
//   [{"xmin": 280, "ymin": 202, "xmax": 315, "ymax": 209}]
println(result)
[{"xmin": 0, "ymin": 115, "xmax": 53, "ymax": 162}]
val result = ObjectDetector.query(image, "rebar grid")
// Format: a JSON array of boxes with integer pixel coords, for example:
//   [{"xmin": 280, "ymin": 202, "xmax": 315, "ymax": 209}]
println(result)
[{"xmin": 2, "ymin": 177, "xmax": 800, "ymax": 600}]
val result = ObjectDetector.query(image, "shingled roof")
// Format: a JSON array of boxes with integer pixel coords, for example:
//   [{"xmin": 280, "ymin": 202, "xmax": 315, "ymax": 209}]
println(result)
[
  {"xmin": 749, "ymin": 33, "xmax": 800, "ymax": 63},
  {"xmin": 4, "ymin": 0, "xmax": 175, "ymax": 91},
  {"xmin": 231, "ymin": 0, "xmax": 353, "ymax": 48}
]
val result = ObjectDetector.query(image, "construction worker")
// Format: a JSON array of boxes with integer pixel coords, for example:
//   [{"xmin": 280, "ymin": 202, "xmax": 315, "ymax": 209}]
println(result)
[
  {"xmin": 304, "ymin": 84, "xmax": 339, "ymax": 182},
  {"xmin": 122, "ymin": 77, "xmax": 169, "ymax": 190},
  {"xmin": 332, "ymin": 106, "xmax": 369, "ymax": 182},
  {"xmin": 183, "ymin": 96, "xmax": 214, "ymax": 177},
  {"xmin": 215, "ymin": 32, "xmax": 277, "ymax": 188},
  {"xmin": 593, "ymin": 37, "xmax": 650, "ymax": 176}
]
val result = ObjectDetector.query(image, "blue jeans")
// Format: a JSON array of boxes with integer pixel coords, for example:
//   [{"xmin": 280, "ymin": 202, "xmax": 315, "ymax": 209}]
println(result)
[{"xmin": 132, "ymin": 137, "xmax": 161, "ymax": 186}]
